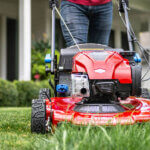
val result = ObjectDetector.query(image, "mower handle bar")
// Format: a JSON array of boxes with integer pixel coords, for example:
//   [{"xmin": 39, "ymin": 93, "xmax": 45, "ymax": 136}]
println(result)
[{"xmin": 49, "ymin": 0, "xmax": 133, "ymax": 74}]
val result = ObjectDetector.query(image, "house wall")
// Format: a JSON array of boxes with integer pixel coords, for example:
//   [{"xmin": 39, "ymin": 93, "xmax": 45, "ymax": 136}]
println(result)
[
  {"xmin": 0, "ymin": 0, "xmax": 18, "ymax": 79},
  {"xmin": 0, "ymin": 16, "xmax": 7, "ymax": 80},
  {"xmin": 0, "ymin": 0, "xmax": 18, "ymax": 19},
  {"xmin": 0, "ymin": 0, "xmax": 50, "ymax": 42},
  {"xmin": 32, "ymin": 0, "xmax": 48, "ymax": 41},
  {"xmin": 0, "ymin": 18, "xmax": 2, "ymax": 77}
]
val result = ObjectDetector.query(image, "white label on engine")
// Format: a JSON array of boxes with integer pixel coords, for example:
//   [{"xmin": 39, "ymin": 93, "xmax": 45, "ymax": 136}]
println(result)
[
  {"xmin": 71, "ymin": 74, "xmax": 90, "ymax": 97},
  {"xmin": 95, "ymin": 69, "xmax": 105, "ymax": 74}
]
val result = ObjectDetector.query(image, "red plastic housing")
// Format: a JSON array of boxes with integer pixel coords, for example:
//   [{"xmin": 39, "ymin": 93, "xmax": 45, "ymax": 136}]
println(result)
[
  {"xmin": 46, "ymin": 97, "xmax": 150, "ymax": 126},
  {"xmin": 72, "ymin": 51, "xmax": 132, "ymax": 84}
]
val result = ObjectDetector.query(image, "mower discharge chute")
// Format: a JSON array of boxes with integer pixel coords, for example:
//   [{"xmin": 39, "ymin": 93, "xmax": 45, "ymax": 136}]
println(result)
[{"xmin": 31, "ymin": 0, "xmax": 150, "ymax": 134}]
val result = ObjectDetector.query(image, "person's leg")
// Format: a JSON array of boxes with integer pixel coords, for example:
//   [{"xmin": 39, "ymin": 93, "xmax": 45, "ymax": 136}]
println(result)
[
  {"xmin": 88, "ymin": 2, "xmax": 113, "ymax": 45},
  {"xmin": 60, "ymin": 1, "xmax": 89, "ymax": 47}
]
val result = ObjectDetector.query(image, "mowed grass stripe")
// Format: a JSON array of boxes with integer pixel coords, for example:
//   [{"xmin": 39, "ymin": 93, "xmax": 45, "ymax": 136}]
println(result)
[{"xmin": 0, "ymin": 108, "xmax": 150, "ymax": 150}]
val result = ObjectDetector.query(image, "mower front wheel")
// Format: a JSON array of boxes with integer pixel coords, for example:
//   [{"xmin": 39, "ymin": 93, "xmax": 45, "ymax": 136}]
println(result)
[{"xmin": 31, "ymin": 99, "xmax": 51, "ymax": 134}]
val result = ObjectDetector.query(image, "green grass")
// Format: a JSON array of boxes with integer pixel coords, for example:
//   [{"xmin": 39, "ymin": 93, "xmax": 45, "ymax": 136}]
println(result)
[{"xmin": 0, "ymin": 108, "xmax": 150, "ymax": 150}]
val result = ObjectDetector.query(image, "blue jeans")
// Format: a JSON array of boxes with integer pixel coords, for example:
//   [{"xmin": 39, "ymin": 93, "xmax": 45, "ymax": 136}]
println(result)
[{"xmin": 60, "ymin": 0, "xmax": 113, "ymax": 47}]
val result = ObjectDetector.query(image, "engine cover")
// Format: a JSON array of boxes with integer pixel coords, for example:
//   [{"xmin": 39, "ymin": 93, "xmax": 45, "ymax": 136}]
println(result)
[
  {"xmin": 58, "ymin": 45, "xmax": 142, "ymax": 101},
  {"xmin": 72, "ymin": 51, "xmax": 132, "ymax": 84},
  {"xmin": 71, "ymin": 50, "xmax": 142, "ymax": 101}
]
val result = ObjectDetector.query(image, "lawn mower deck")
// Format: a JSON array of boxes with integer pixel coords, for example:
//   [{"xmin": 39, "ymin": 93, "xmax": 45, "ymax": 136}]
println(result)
[
  {"xmin": 31, "ymin": 95, "xmax": 150, "ymax": 134},
  {"xmin": 46, "ymin": 96, "xmax": 150, "ymax": 126}
]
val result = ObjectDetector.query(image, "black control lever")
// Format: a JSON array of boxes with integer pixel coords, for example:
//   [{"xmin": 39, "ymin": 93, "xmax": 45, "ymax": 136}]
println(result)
[
  {"xmin": 119, "ymin": 0, "xmax": 129, "ymax": 13},
  {"xmin": 49, "ymin": 0, "xmax": 59, "ymax": 9},
  {"xmin": 45, "ymin": 65, "xmax": 51, "ymax": 75}
]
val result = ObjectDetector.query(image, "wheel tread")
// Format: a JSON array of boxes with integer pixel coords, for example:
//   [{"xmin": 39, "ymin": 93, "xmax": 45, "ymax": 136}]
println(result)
[
  {"xmin": 31, "ymin": 99, "xmax": 46, "ymax": 134},
  {"xmin": 39, "ymin": 88, "xmax": 50, "ymax": 99}
]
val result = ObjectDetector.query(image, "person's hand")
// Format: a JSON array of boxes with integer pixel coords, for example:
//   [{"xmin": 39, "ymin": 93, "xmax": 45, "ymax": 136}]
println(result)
[
  {"xmin": 49, "ymin": 0, "xmax": 59, "ymax": 9},
  {"xmin": 119, "ymin": 0, "xmax": 129, "ymax": 13}
]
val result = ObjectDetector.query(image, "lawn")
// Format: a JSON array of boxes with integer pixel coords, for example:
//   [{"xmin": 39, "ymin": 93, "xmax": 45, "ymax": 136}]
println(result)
[{"xmin": 0, "ymin": 108, "xmax": 150, "ymax": 150}]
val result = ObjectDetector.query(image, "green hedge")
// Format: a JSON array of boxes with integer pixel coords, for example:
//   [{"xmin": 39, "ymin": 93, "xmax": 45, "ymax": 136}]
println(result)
[
  {"xmin": 14, "ymin": 81, "xmax": 40, "ymax": 106},
  {"xmin": 0, "ymin": 79, "xmax": 50, "ymax": 107},
  {"xmin": 31, "ymin": 49, "xmax": 60, "ymax": 80},
  {"xmin": 0, "ymin": 79, "xmax": 18, "ymax": 106}
]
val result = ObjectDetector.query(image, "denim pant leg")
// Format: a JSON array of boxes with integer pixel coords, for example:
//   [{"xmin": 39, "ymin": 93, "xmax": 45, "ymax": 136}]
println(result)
[
  {"xmin": 88, "ymin": 2, "xmax": 113, "ymax": 45},
  {"xmin": 60, "ymin": 1, "xmax": 89, "ymax": 47}
]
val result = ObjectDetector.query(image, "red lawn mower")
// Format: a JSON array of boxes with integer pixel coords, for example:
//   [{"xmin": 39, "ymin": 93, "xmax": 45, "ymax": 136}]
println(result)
[{"xmin": 31, "ymin": 0, "xmax": 150, "ymax": 134}]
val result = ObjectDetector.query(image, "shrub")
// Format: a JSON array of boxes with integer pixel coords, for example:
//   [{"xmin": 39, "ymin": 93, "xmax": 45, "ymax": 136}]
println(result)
[
  {"xmin": 36, "ymin": 80, "xmax": 50, "ymax": 89},
  {"xmin": 31, "ymin": 49, "xmax": 47, "ymax": 80},
  {"xmin": 0, "ymin": 79, "xmax": 18, "ymax": 106},
  {"xmin": 32, "ymin": 63, "xmax": 47, "ymax": 80},
  {"xmin": 14, "ymin": 80, "xmax": 51, "ymax": 107},
  {"xmin": 14, "ymin": 81, "xmax": 40, "ymax": 106},
  {"xmin": 32, "ymin": 39, "xmax": 50, "ymax": 52},
  {"xmin": 36, "ymin": 80, "xmax": 54, "ymax": 97},
  {"xmin": 31, "ymin": 49, "xmax": 60, "ymax": 81},
  {"xmin": 0, "ymin": 78, "xmax": 52, "ymax": 107}
]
